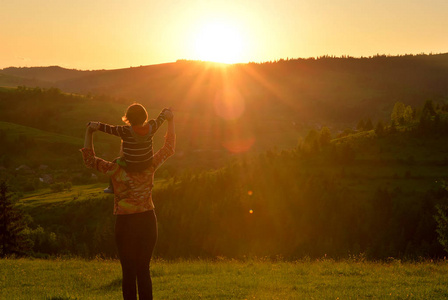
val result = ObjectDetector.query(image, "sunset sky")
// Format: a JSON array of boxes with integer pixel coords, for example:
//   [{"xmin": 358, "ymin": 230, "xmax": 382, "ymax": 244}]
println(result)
[{"xmin": 1, "ymin": 0, "xmax": 448, "ymax": 70}]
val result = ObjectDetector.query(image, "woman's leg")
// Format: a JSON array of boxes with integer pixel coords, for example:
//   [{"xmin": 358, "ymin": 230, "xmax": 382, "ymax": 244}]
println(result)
[
  {"xmin": 115, "ymin": 211, "xmax": 158, "ymax": 300},
  {"xmin": 115, "ymin": 214, "xmax": 138, "ymax": 300},
  {"xmin": 135, "ymin": 210, "xmax": 158, "ymax": 300}
]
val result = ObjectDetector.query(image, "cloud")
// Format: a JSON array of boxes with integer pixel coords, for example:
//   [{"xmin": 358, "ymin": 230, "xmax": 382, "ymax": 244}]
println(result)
[{"xmin": 15, "ymin": 56, "xmax": 31, "ymax": 62}]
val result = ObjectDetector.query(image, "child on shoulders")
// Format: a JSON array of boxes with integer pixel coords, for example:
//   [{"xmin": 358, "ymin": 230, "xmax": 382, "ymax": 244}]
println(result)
[{"xmin": 89, "ymin": 103, "xmax": 170, "ymax": 193}]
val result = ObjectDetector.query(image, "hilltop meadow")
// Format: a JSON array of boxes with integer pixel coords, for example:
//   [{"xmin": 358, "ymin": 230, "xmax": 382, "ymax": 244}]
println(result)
[
  {"xmin": 2, "ymin": 54, "xmax": 448, "ymax": 297},
  {"xmin": 2, "ymin": 257, "xmax": 448, "ymax": 299}
]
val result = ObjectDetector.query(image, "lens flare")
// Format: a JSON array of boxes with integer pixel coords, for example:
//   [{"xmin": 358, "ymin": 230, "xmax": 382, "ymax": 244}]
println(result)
[
  {"xmin": 222, "ymin": 137, "xmax": 255, "ymax": 153},
  {"xmin": 214, "ymin": 87, "xmax": 245, "ymax": 121},
  {"xmin": 248, "ymin": 190, "xmax": 253, "ymax": 196},
  {"xmin": 249, "ymin": 209, "xmax": 254, "ymax": 214}
]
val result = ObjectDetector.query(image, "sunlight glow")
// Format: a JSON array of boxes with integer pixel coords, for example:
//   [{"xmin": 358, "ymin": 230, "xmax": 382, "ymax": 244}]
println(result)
[
  {"xmin": 214, "ymin": 87, "xmax": 245, "ymax": 120},
  {"xmin": 222, "ymin": 137, "xmax": 255, "ymax": 153},
  {"xmin": 193, "ymin": 20, "xmax": 245, "ymax": 63}
]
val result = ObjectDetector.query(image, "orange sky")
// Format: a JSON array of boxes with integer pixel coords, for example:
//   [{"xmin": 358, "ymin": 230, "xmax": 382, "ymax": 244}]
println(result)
[{"xmin": 1, "ymin": 0, "xmax": 448, "ymax": 70}]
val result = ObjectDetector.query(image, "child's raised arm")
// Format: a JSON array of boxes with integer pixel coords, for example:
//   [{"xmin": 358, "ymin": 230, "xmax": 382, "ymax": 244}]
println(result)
[{"xmin": 147, "ymin": 109, "xmax": 169, "ymax": 135}]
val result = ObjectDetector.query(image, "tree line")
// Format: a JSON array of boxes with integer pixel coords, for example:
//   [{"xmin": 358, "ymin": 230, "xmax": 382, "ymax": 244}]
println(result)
[{"xmin": 4, "ymin": 144, "xmax": 445, "ymax": 260}]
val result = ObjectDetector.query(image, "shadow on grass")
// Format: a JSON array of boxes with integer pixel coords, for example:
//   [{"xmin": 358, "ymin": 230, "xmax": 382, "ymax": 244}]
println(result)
[{"xmin": 99, "ymin": 277, "xmax": 122, "ymax": 291}]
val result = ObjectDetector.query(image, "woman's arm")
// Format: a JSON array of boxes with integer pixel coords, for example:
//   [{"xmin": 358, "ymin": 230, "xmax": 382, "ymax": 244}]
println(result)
[
  {"xmin": 152, "ymin": 110, "xmax": 175, "ymax": 170},
  {"xmin": 81, "ymin": 127, "xmax": 117, "ymax": 174},
  {"xmin": 165, "ymin": 109, "xmax": 174, "ymax": 137},
  {"xmin": 84, "ymin": 126, "xmax": 95, "ymax": 149}
]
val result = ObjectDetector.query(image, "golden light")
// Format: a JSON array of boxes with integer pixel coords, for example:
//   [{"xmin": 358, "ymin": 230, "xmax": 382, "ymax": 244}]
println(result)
[
  {"xmin": 249, "ymin": 209, "xmax": 254, "ymax": 214},
  {"xmin": 213, "ymin": 87, "xmax": 245, "ymax": 120},
  {"xmin": 193, "ymin": 20, "xmax": 245, "ymax": 64},
  {"xmin": 222, "ymin": 137, "xmax": 255, "ymax": 153}
]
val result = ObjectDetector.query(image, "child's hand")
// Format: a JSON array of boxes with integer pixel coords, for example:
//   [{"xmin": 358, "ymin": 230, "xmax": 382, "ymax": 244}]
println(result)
[
  {"xmin": 163, "ymin": 109, "xmax": 174, "ymax": 121},
  {"xmin": 87, "ymin": 122, "xmax": 100, "ymax": 131}
]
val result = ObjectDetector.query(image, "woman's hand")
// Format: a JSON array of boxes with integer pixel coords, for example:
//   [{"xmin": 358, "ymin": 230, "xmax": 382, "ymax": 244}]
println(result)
[{"xmin": 87, "ymin": 121, "xmax": 100, "ymax": 131}]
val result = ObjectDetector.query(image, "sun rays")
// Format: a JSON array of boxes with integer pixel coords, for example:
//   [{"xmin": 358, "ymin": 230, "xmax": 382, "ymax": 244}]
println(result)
[{"xmin": 176, "ymin": 62, "xmax": 270, "ymax": 154}]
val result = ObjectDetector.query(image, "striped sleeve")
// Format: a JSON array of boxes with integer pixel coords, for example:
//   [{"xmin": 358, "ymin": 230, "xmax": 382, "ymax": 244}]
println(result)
[
  {"xmin": 98, "ymin": 123, "xmax": 129, "ymax": 138},
  {"xmin": 148, "ymin": 110, "xmax": 167, "ymax": 135}
]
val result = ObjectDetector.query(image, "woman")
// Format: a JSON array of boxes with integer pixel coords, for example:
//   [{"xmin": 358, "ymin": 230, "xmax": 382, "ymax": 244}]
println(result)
[{"xmin": 81, "ymin": 109, "xmax": 175, "ymax": 300}]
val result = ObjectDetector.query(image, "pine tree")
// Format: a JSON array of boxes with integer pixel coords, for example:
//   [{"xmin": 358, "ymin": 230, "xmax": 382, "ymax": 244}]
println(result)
[
  {"xmin": 391, "ymin": 102, "xmax": 406, "ymax": 125},
  {"xmin": 403, "ymin": 105, "xmax": 413, "ymax": 124},
  {"xmin": 356, "ymin": 119, "xmax": 365, "ymax": 131},
  {"xmin": 435, "ymin": 204, "xmax": 448, "ymax": 254},
  {"xmin": 422, "ymin": 99, "xmax": 436, "ymax": 117},
  {"xmin": 365, "ymin": 118, "xmax": 374, "ymax": 131},
  {"xmin": 319, "ymin": 126, "xmax": 332, "ymax": 148},
  {"xmin": 389, "ymin": 120, "xmax": 397, "ymax": 134},
  {"xmin": 0, "ymin": 180, "xmax": 31, "ymax": 257},
  {"xmin": 375, "ymin": 121, "xmax": 385, "ymax": 136}
]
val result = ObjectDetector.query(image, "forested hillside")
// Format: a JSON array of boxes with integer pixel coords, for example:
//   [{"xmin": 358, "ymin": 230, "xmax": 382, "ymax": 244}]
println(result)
[{"xmin": 4, "ymin": 95, "xmax": 448, "ymax": 260}]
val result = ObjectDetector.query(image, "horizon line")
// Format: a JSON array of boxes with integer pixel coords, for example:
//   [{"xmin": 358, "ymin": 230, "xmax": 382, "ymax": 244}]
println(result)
[{"xmin": 1, "ymin": 51, "xmax": 447, "ymax": 72}]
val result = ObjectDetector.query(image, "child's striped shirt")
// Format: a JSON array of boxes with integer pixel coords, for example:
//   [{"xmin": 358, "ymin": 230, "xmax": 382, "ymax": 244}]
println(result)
[{"xmin": 98, "ymin": 110, "xmax": 166, "ymax": 171}]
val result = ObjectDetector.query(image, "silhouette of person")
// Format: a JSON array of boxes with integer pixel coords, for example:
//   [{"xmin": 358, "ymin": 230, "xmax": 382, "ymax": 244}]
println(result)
[{"xmin": 82, "ymin": 109, "xmax": 175, "ymax": 300}]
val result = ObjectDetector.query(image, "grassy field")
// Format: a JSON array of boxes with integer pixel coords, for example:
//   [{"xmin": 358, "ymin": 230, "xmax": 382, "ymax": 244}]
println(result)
[
  {"xmin": 0, "ymin": 121, "xmax": 84, "ymax": 146},
  {"xmin": 18, "ymin": 181, "xmax": 169, "ymax": 209},
  {"xmin": 18, "ymin": 183, "xmax": 108, "ymax": 205},
  {"xmin": 1, "ymin": 258, "xmax": 448, "ymax": 299}
]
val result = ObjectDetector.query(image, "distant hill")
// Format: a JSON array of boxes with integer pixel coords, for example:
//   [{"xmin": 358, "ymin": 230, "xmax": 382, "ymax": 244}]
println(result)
[
  {"xmin": 0, "ymin": 72, "xmax": 50, "ymax": 88},
  {"xmin": 0, "ymin": 121, "xmax": 83, "ymax": 145},
  {"xmin": 0, "ymin": 86, "xmax": 299, "ymax": 170},
  {"xmin": 0, "ymin": 66, "xmax": 97, "ymax": 84},
  {"xmin": 1, "ymin": 54, "xmax": 448, "ymax": 127},
  {"xmin": 0, "ymin": 121, "xmax": 84, "ymax": 168}
]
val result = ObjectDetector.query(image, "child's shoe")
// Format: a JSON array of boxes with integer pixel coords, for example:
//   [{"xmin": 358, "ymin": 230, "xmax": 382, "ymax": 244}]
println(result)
[{"xmin": 104, "ymin": 185, "xmax": 114, "ymax": 194}]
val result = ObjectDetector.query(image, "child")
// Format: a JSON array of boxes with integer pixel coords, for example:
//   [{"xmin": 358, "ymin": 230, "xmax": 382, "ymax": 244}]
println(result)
[{"xmin": 89, "ymin": 103, "xmax": 169, "ymax": 193}]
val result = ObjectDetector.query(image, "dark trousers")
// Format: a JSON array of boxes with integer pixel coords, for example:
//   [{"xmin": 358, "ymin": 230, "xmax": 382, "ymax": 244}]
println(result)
[{"xmin": 115, "ymin": 210, "xmax": 158, "ymax": 300}]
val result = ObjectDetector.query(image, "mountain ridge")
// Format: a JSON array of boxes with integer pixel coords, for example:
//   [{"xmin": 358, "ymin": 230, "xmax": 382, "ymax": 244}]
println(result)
[{"xmin": 1, "ymin": 53, "xmax": 448, "ymax": 126}]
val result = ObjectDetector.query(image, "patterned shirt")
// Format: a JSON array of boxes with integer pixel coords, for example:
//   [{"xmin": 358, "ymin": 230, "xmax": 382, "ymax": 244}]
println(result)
[
  {"xmin": 98, "ymin": 110, "xmax": 166, "ymax": 170},
  {"xmin": 81, "ymin": 126, "xmax": 175, "ymax": 215}
]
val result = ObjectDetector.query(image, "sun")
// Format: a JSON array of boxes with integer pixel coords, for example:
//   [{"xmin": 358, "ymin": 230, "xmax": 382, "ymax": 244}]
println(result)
[{"xmin": 193, "ymin": 20, "xmax": 245, "ymax": 64}]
